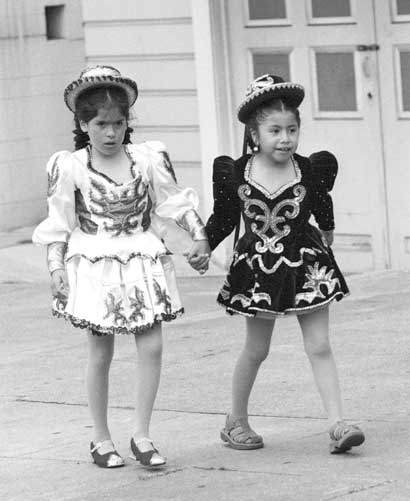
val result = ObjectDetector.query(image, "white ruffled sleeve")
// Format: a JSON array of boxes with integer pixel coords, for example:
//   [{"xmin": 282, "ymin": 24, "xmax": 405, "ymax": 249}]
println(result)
[
  {"xmin": 32, "ymin": 151, "xmax": 77, "ymax": 245},
  {"xmin": 145, "ymin": 141, "xmax": 199, "ymax": 220}
]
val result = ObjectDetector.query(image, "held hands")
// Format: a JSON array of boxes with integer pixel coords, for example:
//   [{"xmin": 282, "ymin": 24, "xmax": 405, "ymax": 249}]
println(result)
[
  {"xmin": 51, "ymin": 269, "xmax": 69, "ymax": 298},
  {"xmin": 184, "ymin": 240, "xmax": 211, "ymax": 275},
  {"xmin": 321, "ymin": 229, "xmax": 334, "ymax": 246}
]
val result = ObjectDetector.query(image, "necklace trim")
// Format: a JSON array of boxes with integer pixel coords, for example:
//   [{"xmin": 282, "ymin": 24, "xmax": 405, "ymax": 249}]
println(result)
[
  {"xmin": 244, "ymin": 155, "xmax": 301, "ymax": 200},
  {"xmin": 86, "ymin": 145, "xmax": 136, "ymax": 186}
]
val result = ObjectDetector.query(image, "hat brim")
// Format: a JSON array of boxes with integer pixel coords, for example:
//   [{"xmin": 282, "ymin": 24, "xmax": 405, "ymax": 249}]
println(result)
[
  {"xmin": 64, "ymin": 75, "xmax": 138, "ymax": 112},
  {"xmin": 238, "ymin": 83, "xmax": 305, "ymax": 123}
]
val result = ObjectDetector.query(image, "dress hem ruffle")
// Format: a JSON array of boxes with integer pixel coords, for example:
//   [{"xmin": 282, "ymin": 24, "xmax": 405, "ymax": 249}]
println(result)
[
  {"xmin": 218, "ymin": 291, "xmax": 349, "ymax": 318},
  {"xmin": 51, "ymin": 307, "xmax": 184, "ymax": 335},
  {"xmin": 65, "ymin": 250, "xmax": 171, "ymax": 265}
]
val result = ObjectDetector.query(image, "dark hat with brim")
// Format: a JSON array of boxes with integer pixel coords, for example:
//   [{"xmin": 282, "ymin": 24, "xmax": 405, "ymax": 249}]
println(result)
[
  {"xmin": 238, "ymin": 74, "xmax": 304, "ymax": 124},
  {"xmin": 64, "ymin": 65, "xmax": 138, "ymax": 113}
]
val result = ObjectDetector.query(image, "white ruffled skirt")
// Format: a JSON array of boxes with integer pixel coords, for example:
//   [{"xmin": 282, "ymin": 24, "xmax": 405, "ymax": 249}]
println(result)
[{"xmin": 52, "ymin": 229, "xmax": 183, "ymax": 335}]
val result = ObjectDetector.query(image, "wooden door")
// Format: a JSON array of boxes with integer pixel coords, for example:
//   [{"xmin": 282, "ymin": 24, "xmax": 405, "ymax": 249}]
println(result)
[
  {"xmin": 225, "ymin": 0, "xmax": 390, "ymax": 271},
  {"xmin": 374, "ymin": 0, "xmax": 410, "ymax": 268}
]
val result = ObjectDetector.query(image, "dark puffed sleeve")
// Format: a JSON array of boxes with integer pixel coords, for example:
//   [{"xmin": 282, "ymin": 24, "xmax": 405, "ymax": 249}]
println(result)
[
  {"xmin": 309, "ymin": 151, "xmax": 338, "ymax": 231},
  {"xmin": 205, "ymin": 155, "xmax": 241, "ymax": 251}
]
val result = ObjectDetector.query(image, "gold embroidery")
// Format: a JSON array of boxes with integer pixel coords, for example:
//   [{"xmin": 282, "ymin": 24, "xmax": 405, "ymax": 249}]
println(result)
[
  {"xmin": 295, "ymin": 263, "xmax": 340, "ymax": 305},
  {"xmin": 238, "ymin": 183, "xmax": 306, "ymax": 254}
]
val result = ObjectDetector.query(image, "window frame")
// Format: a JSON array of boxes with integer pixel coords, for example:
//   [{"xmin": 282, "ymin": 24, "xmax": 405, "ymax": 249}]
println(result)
[
  {"xmin": 305, "ymin": 0, "xmax": 357, "ymax": 26},
  {"xmin": 310, "ymin": 46, "xmax": 363, "ymax": 120},
  {"xmin": 394, "ymin": 45, "xmax": 410, "ymax": 118},
  {"xmin": 390, "ymin": 0, "xmax": 410, "ymax": 23},
  {"xmin": 243, "ymin": 0, "xmax": 291, "ymax": 27},
  {"xmin": 249, "ymin": 47, "xmax": 293, "ymax": 81}
]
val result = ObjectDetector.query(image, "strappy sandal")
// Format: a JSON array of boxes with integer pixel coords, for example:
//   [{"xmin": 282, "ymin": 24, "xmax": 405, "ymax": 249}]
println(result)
[
  {"xmin": 220, "ymin": 415, "xmax": 264, "ymax": 450},
  {"xmin": 329, "ymin": 421, "xmax": 365, "ymax": 454},
  {"xmin": 90, "ymin": 440, "xmax": 124, "ymax": 468},
  {"xmin": 129, "ymin": 437, "xmax": 166, "ymax": 467}
]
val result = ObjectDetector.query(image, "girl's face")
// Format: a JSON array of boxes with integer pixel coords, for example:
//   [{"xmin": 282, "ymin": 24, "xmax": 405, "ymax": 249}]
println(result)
[
  {"xmin": 80, "ymin": 106, "xmax": 127, "ymax": 157},
  {"xmin": 251, "ymin": 110, "xmax": 300, "ymax": 165}
]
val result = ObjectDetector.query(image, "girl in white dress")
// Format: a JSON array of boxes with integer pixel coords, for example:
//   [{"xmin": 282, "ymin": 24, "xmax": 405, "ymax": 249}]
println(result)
[{"xmin": 33, "ymin": 66, "xmax": 210, "ymax": 468}]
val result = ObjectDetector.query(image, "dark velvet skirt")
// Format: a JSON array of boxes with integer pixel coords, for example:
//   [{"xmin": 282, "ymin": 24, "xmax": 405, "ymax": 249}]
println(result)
[{"xmin": 217, "ymin": 224, "xmax": 349, "ymax": 317}]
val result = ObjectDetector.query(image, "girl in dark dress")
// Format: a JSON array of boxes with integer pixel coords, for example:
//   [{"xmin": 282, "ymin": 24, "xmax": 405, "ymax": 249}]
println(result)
[{"xmin": 205, "ymin": 74, "xmax": 365, "ymax": 454}]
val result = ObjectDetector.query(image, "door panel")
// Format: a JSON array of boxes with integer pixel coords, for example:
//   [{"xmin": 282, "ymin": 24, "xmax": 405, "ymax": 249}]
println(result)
[
  {"xmin": 374, "ymin": 0, "xmax": 410, "ymax": 268},
  {"xmin": 226, "ymin": 0, "xmax": 389, "ymax": 271}
]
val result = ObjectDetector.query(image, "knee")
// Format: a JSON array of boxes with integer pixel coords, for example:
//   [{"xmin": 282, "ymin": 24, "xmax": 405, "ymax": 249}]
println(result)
[
  {"xmin": 304, "ymin": 339, "xmax": 332, "ymax": 359},
  {"xmin": 244, "ymin": 344, "xmax": 269, "ymax": 365},
  {"xmin": 89, "ymin": 346, "xmax": 113, "ymax": 370},
  {"xmin": 139, "ymin": 335, "xmax": 163, "ymax": 361}
]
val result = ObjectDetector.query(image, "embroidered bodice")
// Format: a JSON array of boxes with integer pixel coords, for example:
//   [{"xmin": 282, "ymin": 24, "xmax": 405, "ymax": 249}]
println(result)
[
  {"xmin": 33, "ymin": 141, "xmax": 199, "ymax": 261},
  {"xmin": 206, "ymin": 153, "xmax": 336, "ymax": 255}
]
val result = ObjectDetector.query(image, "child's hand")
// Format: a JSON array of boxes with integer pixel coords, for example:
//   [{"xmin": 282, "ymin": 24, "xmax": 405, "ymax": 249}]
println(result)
[
  {"xmin": 321, "ymin": 229, "xmax": 334, "ymax": 246},
  {"xmin": 185, "ymin": 240, "xmax": 211, "ymax": 274},
  {"xmin": 51, "ymin": 269, "xmax": 69, "ymax": 298}
]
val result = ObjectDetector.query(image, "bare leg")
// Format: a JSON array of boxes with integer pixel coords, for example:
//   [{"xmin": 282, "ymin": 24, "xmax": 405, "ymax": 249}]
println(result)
[
  {"xmin": 231, "ymin": 316, "xmax": 274, "ymax": 419},
  {"xmin": 86, "ymin": 331, "xmax": 115, "ymax": 451},
  {"xmin": 298, "ymin": 307, "xmax": 343, "ymax": 425},
  {"xmin": 132, "ymin": 324, "xmax": 163, "ymax": 454}
]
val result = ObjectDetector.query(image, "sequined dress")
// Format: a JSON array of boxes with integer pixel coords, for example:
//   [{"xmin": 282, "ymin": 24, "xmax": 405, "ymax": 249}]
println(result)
[
  {"xmin": 205, "ymin": 153, "xmax": 349, "ymax": 317},
  {"xmin": 33, "ymin": 141, "xmax": 198, "ymax": 334}
]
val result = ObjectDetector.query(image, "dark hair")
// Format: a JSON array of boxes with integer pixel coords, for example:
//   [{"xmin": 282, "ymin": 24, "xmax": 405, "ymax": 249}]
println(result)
[
  {"xmin": 72, "ymin": 86, "xmax": 133, "ymax": 150},
  {"xmin": 245, "ymin": 99, "xmax": 301, "ymax": 150}
]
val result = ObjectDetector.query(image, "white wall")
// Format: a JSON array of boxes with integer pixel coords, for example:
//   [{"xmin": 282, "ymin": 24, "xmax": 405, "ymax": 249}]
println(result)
[
  {"xmin": 0, "ymin": 0, "xmax": 85, "ymax": 231},
  {"xmin": 82, "ymin": 0, "xmax": 204, "ymax": 213}
]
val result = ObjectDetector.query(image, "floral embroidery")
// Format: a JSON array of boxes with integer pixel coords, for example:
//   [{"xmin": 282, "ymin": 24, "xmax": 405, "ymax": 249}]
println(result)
[
  {"xmin": 238, "ymin": 183, "xmax": 306, "ymax": 254},
  {"xmin": 47, "ymin": 156, "xmax": 60, "ymax": 197},
  {"xmin": 295, "ymin": 263, "xmax": 340, "ymax": 305},
  {"xmin": 75, "ymin": 189, "xmax": 98, "ymax": 234},
  {"xmin": 152, "ymin": 280, "xmax": 172, "ymax": 314},
  {"xmin": 88, "ymin": 175, "xmax": 151, "ymax": 236},
  {"xmin": 128, "ymin": 286, "xmax": 147, "ymax": 323},
  {"xmin": 103, "ymin": 292, "xmax": 127, "ymax": 326},
  {"xmin": 231, "ymin": 282, "xmax": 271, "ymax": 307}
]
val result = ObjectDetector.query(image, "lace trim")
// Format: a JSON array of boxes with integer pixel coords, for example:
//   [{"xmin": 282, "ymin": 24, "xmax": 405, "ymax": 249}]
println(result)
[
  {"xmin": 86, "ymin": 145, "xmax": 138, "ymax": 186},
  {"xmin": 65, "ymin": 251, "xmax": 171, "ymax": 265},
  {"xmin": 52, "ymin": 308, "xmax": 184, "ymax": 335},
  {"xmin": 218, "ymin": 291, "xmax": 348, "ymax": 317},
  {"xmin": 244, "ymin": 155, "xmax": 302, "ymax": 200}
]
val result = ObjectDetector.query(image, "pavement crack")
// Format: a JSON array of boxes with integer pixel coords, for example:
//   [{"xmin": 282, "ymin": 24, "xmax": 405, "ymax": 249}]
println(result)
[
  {"xmin": 322, "ymin": 479, "xmax": 395, "ymax": 500},
  {"xmin": 192, "ymin": 465, "xmax": 301, "ymax": 477},
  {"xmin": 13, "ymin": 399, "xmax": 401, "ymax": 423}
]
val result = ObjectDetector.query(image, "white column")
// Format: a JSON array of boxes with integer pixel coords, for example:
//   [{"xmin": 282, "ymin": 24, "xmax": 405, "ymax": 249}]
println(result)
[{"xmin": 191, "ymin": 0, "xmax": 219, "ymax": 218}]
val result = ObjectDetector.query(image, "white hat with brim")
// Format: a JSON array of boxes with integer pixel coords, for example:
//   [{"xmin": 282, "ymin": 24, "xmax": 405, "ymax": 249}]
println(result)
[
  {"xmin": 238, "ymin": 74, "xmax": 304, "ymax": 124},
  {"xmin": 64, "ymin": 65, "xmax": 138, "ymax": 113}
]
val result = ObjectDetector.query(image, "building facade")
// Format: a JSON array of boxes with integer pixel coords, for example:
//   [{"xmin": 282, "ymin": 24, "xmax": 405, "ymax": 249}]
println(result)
[
  {"xmin": 0, "ymin": 0, "xmax": 84, "ymax": 229},
  {"xmin": 2, "ymin": 0, "xmax": 410, "ymax": 272}
]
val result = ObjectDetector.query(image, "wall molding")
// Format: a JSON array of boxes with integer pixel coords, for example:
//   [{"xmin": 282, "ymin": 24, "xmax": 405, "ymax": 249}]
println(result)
[
  {"xmin": 140, "ymin": 89, "xmax": 197, "ymax": 97},
  {"xmin": 133, "ymin": 125, "xmax": 199, "ymax": 133},
  {"xmin": 333, "ymin": 233, "xmax": 372, "ymax": 252},
  {"xmin": 84, "ymin": 17, "xmax": 192, "ymax": 27},
  {"xmin": 86, "ymin": 53, "xmax": 194, "ymax": 62}
]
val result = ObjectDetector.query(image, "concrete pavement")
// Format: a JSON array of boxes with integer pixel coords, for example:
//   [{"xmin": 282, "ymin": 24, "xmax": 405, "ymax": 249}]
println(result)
[{"xmin": 0, "ymin": 230, "xmax": 409, "ymax": 500}]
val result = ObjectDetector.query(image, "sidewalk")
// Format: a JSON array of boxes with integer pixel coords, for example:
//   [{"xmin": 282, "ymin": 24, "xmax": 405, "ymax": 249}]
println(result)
[{"xmin": 0, "ymin": 233, "xmax": 410, "ymax": 500}]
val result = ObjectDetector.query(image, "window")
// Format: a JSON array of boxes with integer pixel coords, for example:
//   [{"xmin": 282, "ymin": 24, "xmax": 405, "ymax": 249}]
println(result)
[
  {"xmin": 248, "ymin": 0, "xmax": 286, "ymax": 20},
  {"xmin": 397, "ymin": 0, "xmax": 410, "ymax": 15},
  {"xmin": 398, "ymin": 50, "xmax": 410, "ymax": 114},
  {"xmin": 307, "ymin": 0, "xmax": 355, "ymax": 25},
  {"xmin": 45, "ymin": 5, "xmax": 65, "ymax": 40},
  {"xmin": 391, "ymin": 0, "xmax": 410, "ymax": 22},
  {"xmin": 313, "ymin": 50, "xmax": 359, "ymax": 116},
  {"xmin": 311, "ymin": 0, "xmax": 351, "ymax": 18},
  {"xmin": 245, "ymin": 0, "xmax": 290, "ymax": 26},
  {"xmin": 252, "ymin": 53, "xmax": 290, "ymax": 80}
]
